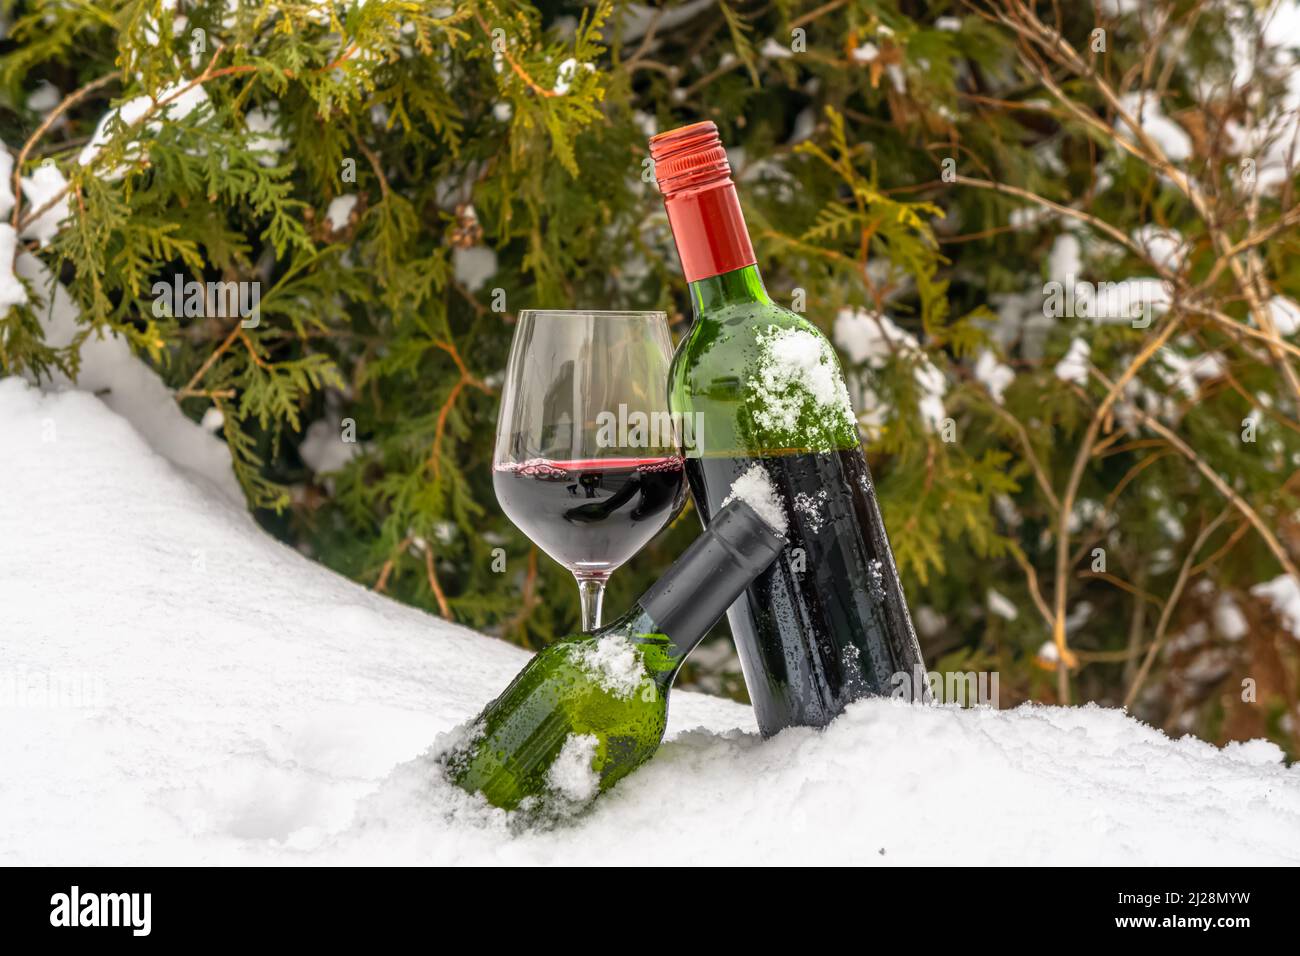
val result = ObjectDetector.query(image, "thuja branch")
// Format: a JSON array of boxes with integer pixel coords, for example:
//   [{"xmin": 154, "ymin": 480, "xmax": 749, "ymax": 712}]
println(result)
[
  {"xmin": 1197, "ymin": 205, "xmax": 1300, "ymax": 290},
  {"xmin": 1049, "ymin": 315, "xmax": 1184, "ymax": 700},
  {"xmin": 1090, "ymin": 366, "xmax": 1299, "ymax": 583},
  {"xmin": 373, "ymin": 536, "xmax": 452, "ymax": 620},
  {"xmin": 13, "ymin": 38, "xmax": 370, "ymax": 237},
  {"xmin": 1123, "ymin": 507, "xmax": 1232, "ymax": 709},
  {"xmin": 500, "ymin": 546, "xmax": 540, "ymax": 642},
  {"xmin": 374, "ymin": 535, "xmax": 414, "ymax": 593},
  {"xmin": 986, "ymin": 400, "xmax": 1060, "ymax": 512},
  {"xmin": 1078, "ymin": 570, "xmax": 1164, "ymax": 610},
  {"xmin": 790, "ymin": 0, "xmax": 849, "ymax": 29},
  {"xmin": 1007, "ymin": 542, "xmax": 1055, "ymax": 632},
  {"xmin": 11, "ymin": 70, "xmax": 121, "ymax": 230},
  {"xmin": 985, "ymin": 0, "xmax": 1300, "ymax": 408},
  {"xmin": 953, "ymin": 174, "xmax": 1155, "ymax": 272},
  {"xmin": 15, "ymin": 46, "xmax": 259, "ymax": 236},
  {"xmin": 356, "ymin": 140, "xmax": 390, "ymax": 199},
  {"xmin": 176, "ymin": 322, "xmax": 243, "ymax": 400},
  {"xmin": 473, "ymin": 9, "xmax": 560, "ymax": 98},
  {"xmin": 1192, "ymin": 305, "xmax": 1300, "ymax": 364},
  {"xmin": 429, "ymin": 337, "xmax": 491, "ymax": 481},
  {"xmin": 424, "ymin": 546, "xmax": 452, "ymax": 619}
]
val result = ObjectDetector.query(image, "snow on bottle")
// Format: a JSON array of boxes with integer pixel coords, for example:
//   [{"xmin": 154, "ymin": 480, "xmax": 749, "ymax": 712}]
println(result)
[
  {"xmin": 649, "ymin": 121, "xmax": 929, "ymax": 737},
  {"xmin": 443, "ymin": 495, "xmax": 786, "ymax": 813}
]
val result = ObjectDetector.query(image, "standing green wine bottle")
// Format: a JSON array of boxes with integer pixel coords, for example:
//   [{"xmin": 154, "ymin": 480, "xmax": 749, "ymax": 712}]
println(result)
[
  {"xmin": 649, "ymin": 121, "xmax": 928, "ymax": 737},
  {"xmin": 444, "ymin": 497, "xmax": 786, "ymax": 812}
]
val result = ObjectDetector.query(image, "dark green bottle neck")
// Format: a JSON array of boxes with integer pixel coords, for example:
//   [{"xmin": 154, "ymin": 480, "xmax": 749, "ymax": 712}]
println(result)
[
  {"xmin": 596, "ymin": 501, "xmax": 788, "ymax": 687},
  {"xmin": 688, "ymin": 264, "xmax": 772, "ymax": 319},
  {"xmin": 633, "ymin": 499, "xmax": 786, "ymax": 676},
  {"xmin": 589, "ymin": 605, "xmax": 694, "ymax": 685}
]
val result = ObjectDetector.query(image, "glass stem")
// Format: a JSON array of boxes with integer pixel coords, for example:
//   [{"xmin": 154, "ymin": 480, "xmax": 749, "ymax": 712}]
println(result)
[{"xmin": 574, "ymin": 573, "xmax": 609, "ymax": 631}]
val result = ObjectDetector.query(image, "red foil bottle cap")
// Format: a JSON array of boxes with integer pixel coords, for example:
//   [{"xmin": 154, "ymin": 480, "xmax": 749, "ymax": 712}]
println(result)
[{"xmin": 649, "ymin": 121, "xmax": 756, "ymax": 283}]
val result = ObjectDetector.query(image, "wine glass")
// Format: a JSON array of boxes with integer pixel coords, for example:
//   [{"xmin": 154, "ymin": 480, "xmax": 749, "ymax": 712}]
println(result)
[{"xmin": 493, "ymin": 311, "xmax": 686, "ymax": 631}]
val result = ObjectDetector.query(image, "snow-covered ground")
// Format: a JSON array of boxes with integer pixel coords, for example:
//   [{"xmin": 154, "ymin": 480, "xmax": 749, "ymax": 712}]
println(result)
[{"xmin": 2, "ymin": 369, "xmax": 1300, "ymax": 864}]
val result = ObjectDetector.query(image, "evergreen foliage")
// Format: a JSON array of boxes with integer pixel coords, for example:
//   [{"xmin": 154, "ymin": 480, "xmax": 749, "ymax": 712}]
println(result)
[{"xmin": 3, "ymin": 0, "xmax": 1298, "ymax": 754}]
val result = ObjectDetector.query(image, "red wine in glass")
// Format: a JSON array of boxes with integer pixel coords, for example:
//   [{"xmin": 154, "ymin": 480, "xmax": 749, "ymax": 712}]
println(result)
[
  {"xmin": 493, "ymin": 457, "xmax": 685, "ymax": 573},
  {"xmin": 493, "ymin": 310, "xmax": 684, "ymax": 630}
]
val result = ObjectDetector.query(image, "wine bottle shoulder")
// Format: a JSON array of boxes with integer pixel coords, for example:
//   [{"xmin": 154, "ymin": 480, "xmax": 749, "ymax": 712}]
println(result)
[
  {"xmin": 669, "ymin": 304, "xmax": 860, "ymax": 456},
  {"xmin": 671, "ymin": 301, "xmax": 813, "ymax": 387}
]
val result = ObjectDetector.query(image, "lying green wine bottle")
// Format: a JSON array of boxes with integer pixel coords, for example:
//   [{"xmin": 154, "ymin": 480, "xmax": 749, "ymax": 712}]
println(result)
[{"xmin": 444, "ymin": 496, "xmax": 786, "ymax": 813}]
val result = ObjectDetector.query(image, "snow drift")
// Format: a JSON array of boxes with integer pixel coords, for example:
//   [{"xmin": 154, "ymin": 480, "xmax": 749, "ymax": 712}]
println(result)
[{"xmin": 2, "ymin": 377, "xmax": 1299, "ymax": 864}]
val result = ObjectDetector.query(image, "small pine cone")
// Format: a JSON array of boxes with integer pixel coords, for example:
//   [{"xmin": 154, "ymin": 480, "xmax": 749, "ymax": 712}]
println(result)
[{"xmin": 448, "ymin": 203, "xmax": 483, "ymax": 248}]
